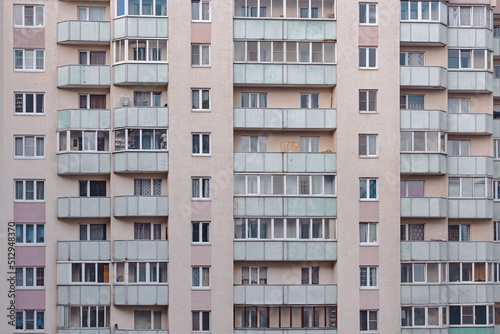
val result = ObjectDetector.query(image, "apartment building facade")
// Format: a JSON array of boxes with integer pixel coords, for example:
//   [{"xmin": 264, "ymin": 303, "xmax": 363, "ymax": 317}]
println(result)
[{"xmin": 2, "ymin": 0, "xmax": 500, "ymax": 333}]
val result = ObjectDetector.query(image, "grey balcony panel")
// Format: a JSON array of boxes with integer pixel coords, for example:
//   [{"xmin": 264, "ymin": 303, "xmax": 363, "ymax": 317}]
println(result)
[
  {"xmin": 57, "ymin": 20, "xmax": 110, "ymax": 44},
  {"xmin": 401, "ymin": 285, "xmax": 447, "ymax": 305},
  {"xmin": 115, "ymin": 331, "xmax": 168, "ymax": 334},
  {"xmin": 234, "ymin": 19, "xmax": 336, "ymax": 40},
  {"xmin": 113, "ymin": 240, "xmax": 169, "ymax": 261},
  {"xmin": 448, "ymin": 28, "xmax": 493, "ymax": 49},
  {"xmin": 233, "ymin": 108, "xmax": 336, "ymax": 130},
  {"xmin": 400, "ymin": 22, "xmax": 447, "ymax": 45},
  {"xmin": 447, "ymin": 241, "xmax": 494, "ymax": 262},
  {"xmin": 400, "ymin": 241, "xmax": 447, "ymax": 261},
  {"xmin": 448, "ymin": 199, "xmax": 493, "ymax": 219},
  {"xmin": 113, "ymin": 17, "xmax": 168, "ymax": 39},
  {"xmin": 400, "ymin": 109, "xmax": 447, "ymax": 131},
  {"xmin": 57, "ymin": 285, "xmax": 110, "ymax": 305},
  {"xmin": 58, "ymin": 109, "xmax": 111, "ymax": 130},
  {"xmin": 234, "ymin": 153, "xmax": 336, "ymax": 173},
  {"xmin": 494, "ymin": 119, "xmax": 500, "ymax": 138},
  {"xmin": 234, "ymin": 64, "xmax": 336, "ymax": 86},
  {"xmin": 114, "ymin": 151, "xmax": 168, "ymax": 172},
  {"xmin": 58, "ymin": 153, "xmax": 111, "ymax": 175},
  {"xmin": 114, "ymin": 107, "xmax": 168, "ymax": 128},
  {"xmin": 447, "ymin": 156, "xmax": 493, "ymax": 176},
  {"xmin": 57, "ymin": 241, "xmax": 111, "ymax": 261},
  {"xmin": 234, "ymin": 284, "xmax": 337, "ymax": 305},
  {"xmin": 448, "ymin": 284, "xmax": 494, "ymax": 304},
  {"xmin": 496, "ymin": 326, "xmax": 500, "ymax": 334},
  {"xmin": 401, "ymin": 329, "xmax": 448, "ymax": 334},
  {"xmin": 234, "ymin": 330, "xmax": 337, "ymax": 334},
  {"xmin": 495, "ymin": 37, "xmax": 500, "ymax": 56},
  {"xmin": 114, "ymin": 63, "xmax": 168, "ymax": 85},
  {"xmin": 57, "ymin": 65, "xmax": 111, "ymax": 87},
  {"xmin": 57, "ymin": 197, "xmax": 111, "ymax": 218},
  {"xmin": 400, "ymin": 197, "xmax": 447, "ymax": 218},
  {"xmin": 233, "ymin": 240, "xmax": 337, "ymax": 261},
  {"xmin": 113, "ymin": 285, "xmax": 168, "ymax": 305},
  {"xmin": 448, "ymin": 71, "xmax": 493, "ymax": 93},
  {"xmin": 234, "ymin": 197, "xmax": 336, "ymax": 217},
  {"xmin": 400, "ymin": 153, "xmax": 447, "ymax": 175},
  {"xmin": 114, "ymin": 196, "xmax": 168, "ymax": 217},
  {"xmin": 495, "ymin": 78, "xmax": 500, "ymax": 98},
  {"xmin": 448, "ymin": 113, "xmax": 493, "ymax": 135},
  {"xmin": 400, "ymin": 66, "xmax": 447, "ymax": 89},
  {"xmin": 58, "ymin": 330, "xmax": 111, "ymax": 334}
]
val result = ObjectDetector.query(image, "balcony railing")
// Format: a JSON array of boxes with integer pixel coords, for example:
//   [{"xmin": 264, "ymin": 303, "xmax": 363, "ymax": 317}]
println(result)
[
  {"xmin": 448, "ymin": 70, "xmax": 493, "ymax": 93},
  {"xmin": 115, "ymin": 331, "xmax": 168, "ymax": 334},
  {"xmin": 448, "ymin": 199, "xmax": 493, "ymax": 219},
  {"xmin": 57, "ymin": 65, "xmax": 111, "ymax": 88},
  {"xmin": 57, "ymin": 197, "xmax": 111, "ymax": 218},
  {"xmin": 400, "ymin": 109, "xmax": 447, "ymax": 132},
  {"xmin": 114, "ymin": 107, "xmax": 168, "ymax": 128},
  {"xmin": 494, "ymin": 37, "xmax": 500, "ymax": 56},
  {"xmin": 57, "ymin": 20, "xmax": 110, "ymax": 44},
  {"xmin": 234, "ymin": 197, "xmax": 336, "ymax": 217},
  {"xmin": 401, "ymin": 284, "xmax": 447, "ymax": 305},
  {"xmin": 113, "ymin": 196, "xmax": 169, "ymax": 217},
  {"xmin": 447, "ymin": 241, "xmax": 495, "ymax": 262},
  {"xmin": 401, "ymin": 241, "xmax": 447, "ymax": 262},
  {"xmin": 400, "ymin": 22, "xmax": 447, "ymax": 46},
  {"xmin": 57, "ymin": 241, "xmax": 111, "ymax": 261},
  {"xmin": 400, "ymin": 197, "xmax": 447, "ymax": 218},
  {"xmin": 447, "ymin": 113, "xmax": 493, "ymax": 135},
  {"xmin": 400, "ymin": 153, "xmax": 447, "ymax": 175},
  {"xmin": 58, "ymin": 109, "xmax": 110, "ymax": 130},
  {"xmin": 113, "ymin": 17, "xmax": 168, "ymax": 39},
  {"xmin": 113, "ymin": 151, "xmax": 169, "ymax": 173},
  {"xmin": 113, "ymin": 240, "xmax": 169, "ymax": 261},
  {"xmin": 57, "ymin": 153, "xmax": 111, "ymax": 175},
  {"xmin": 494, "ymin": 78, "xmax": 500, "ymax": 98},
  {"xmin": 113, "ymin": 63, "xmax": 168, "ymax": 85},
  {"xmin": 447, "ymin": 156, "xmax": 493, "ymax": 176},
  {"xmin": 58, "ymin": 330, "xmax": 110, "ymax": 334},
  {"xmin": 448, "ymin": 28, "xmax": 493, "ymax": 49},
  {"xmin": 234, "ymin": 329, "xmax": 337, "ymax": 334},
  {"xmin": 234, "ymin": 108, "xmax": 336, "ymax": 130},
  {"xmin": 400, "ymin": 66, "xmax": 447, "ymax": 89},
  {"xmin": 234, "ymin": 64, "xmax": 336, "ymax": 86},
  {"xmin": 234, "ymin": 284, "xmax": 337, "ymax": 305},
  {"xmin": 234, "ymin": 240, "xmax": 337, "ymax": 261},
  {"xmin": 234, "ymin": 152, "xmax": 336, "ymax": 173},
  {"xmin": 57, "ymin": 285, "xmax": 110, "ymax": 305},
  {"xmin": 114, "ymin": 285, "xmax": 168, "ymax": 305}
]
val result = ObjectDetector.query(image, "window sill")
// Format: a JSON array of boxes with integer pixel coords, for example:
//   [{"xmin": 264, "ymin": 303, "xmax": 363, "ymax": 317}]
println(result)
[
  {"xmin": 14, "ymin": 113, "xmax": 45, "ymax": 116},
  {"xmin": 359, "ymin": 199, "xmax": 378, "ymax": 202},
  {"xmin": 15, "ymin": 243, "xmax": 45, "ymax": 246},
  {"xmin": 359, "ymin": 156, "xmax": 379, "ymax": 159}
]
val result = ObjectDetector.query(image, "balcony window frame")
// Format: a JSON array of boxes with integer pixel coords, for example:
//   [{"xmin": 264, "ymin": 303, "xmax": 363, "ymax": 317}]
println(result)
[
  {"xmin": 448, "ymin": 224, "xmax": 470, "ymax": 241},
  {"xmin": 400, "ymin": 51, "xmax": 425, "ymax": 66},
  {"xmin": 134, "ymin": 179, "xmax": 162, "ymax": 196},
  {"xmin": 359, "ymin": 178, "xmax": 377, "ymax": 200},
  {"xmin": 401, "ymin": 306, "xmax": 446, "ymax": 327},
  {"xmin": 114, "ymin": 128, "xmax": 167, "ymax": 151},
  {"xmin": 192, "ymin": 177, "xmax": 210, "ymax": 200},
  {"xmin": 241, "ymin": 136, "xmax": 267, "ymax": 153},
  {"xmin": 78, "ymin": 94, "xmax": 107, "ymax": 109},
  {"xmin": 448, "ymin": 140, "xmax": 470, "ymax": 156},
  {"xmin": 58, "ymin": 130, "xmax": 110, "ymax": 153},
  {"xmin": 241, "ymin": 266, "xmax": 267, "ymax": 284},
  {"xmin": 400, "ymin": 94, "xmax": 424, "ymax": 110},
  {"xmin": 114, "ymin": 261, "xmax": 168, "ymax": 284},
  {"xmin": 448, "ymin": 5, "xmax": 491, "ymax": 28},
  {"xmin": 448, "ymin": 49, "xmax": 493, "ymax": 71},
  {"xmin": 301, "ymin": 266, "xmax": 320, "ymax": 284},
  {"xmin": 70, "ymin": 262, "xmax": 110, "ymax": 284},
  {"xmin": 79, "ymin": 224, "xmax": 107, "ymax": 241},
  {"xmin": 134, "ymin": 222, "xmax": 162, "ymax": 240},
  {"xmin": 400, "ymin": 180, "xmax": 425, "ymax": 197},
  {"xmin": 400, "ymin": 131, "xmax": 446, "ymax": 153},
  {"xmin": 71, "ymin": 305, "xmax": 109, "ymax": 328},
  {"xmin": 448, "ymin": 262, "xmax": 492, "ymax": 283},
  {"xmin": 359, "ymin": 222, "xmax": 378, "ymax": 245},
  {"xmin": 77, "ymin": 7, "xmax": 107, "ymax": 21},
  {"xmin": 234, "ymin": 174, "xmax": 336, "ymax": 196},
  {"xmin": 400, "ymin": 224, "xmax": 424, "ymax": 241},
  {"xmin": 401, "ymin": 263, "xmax": 446, "ymax": 284},
  {"xmin": 241, "ymin": 92, "xmax": 267, "ymax": 108},
  {"xmin": 449, "ymin": 305, "xmax": 494, "ymax": 326},
  {"xmin": 116, "ymin": 0, "xmax": 168, "ymax": 17},
  {"xmin": 301, "ymin": 93, "xmax": 319, "ymax": 108},
  {"xmin": 359, "ymin": 3, "xmax": 377, "ymax": 25},
  {"xmin": 233, "ymin": 0, "xmax": 336, "ymax": 19},
  {"xmin": 191, "ymin": 88, "xmax": 211, "ymax": 111},
  {"xmin": 401, "ymin": 1, "xmax": 440, "ymax": 22},
  {"xmin": 14, "ymin": 310, "xmax": 44, "ymax": 331},
  {"xmin": 114, "ymin": 39, "xmax": 168, "ymax": 63},
  {"xmin": 448, "ymin": 177, "xmax": 490, "ymax": 199}
]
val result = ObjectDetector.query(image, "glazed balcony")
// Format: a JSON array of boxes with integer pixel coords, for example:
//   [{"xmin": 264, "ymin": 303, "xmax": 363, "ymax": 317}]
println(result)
[
  {"xmin": 113, "ymin": 63, "xmax": 168, "ymax": 85},
  {"xmin": 113, "ymin": 196, "xmax": 168, "ymax": 217},
  {"xmin": 114, "ymin": 285, "xmax": 168, "ymax": 305},
  {"xmin": 233, "ymin": 240, "xmax": 337, "ymax": 261},
  {"xmin": 400, "ymin": 153, "xmax": 447, "ymax": 175},
  {"xmin": 234, "ymin": 197, "xmax": 336, "ymax": 217},
  {"xmin": 400, "ymin": 241, "xmax": 447, "ymax": 262},
  {"xmin": 448, "ymin": 70, "xmax": 493, "ymax": 93},
  {"xmin": 400, "ymin": 66, "xmax": 447, "ymax": 89},
  {"xmin": 233, "ymin": 64, "xmax": 336, "ymax": 86},
  {"xmin": 400, "ymin": 109, "xmax": 447, "ymax": 132},
  {"xmin": 400, "ymin": 22, "xmax": 447, "ymax": 46},
  {"xmin": 447, "ymin": 113, "xmax": 493, "ymax": 135},
  {"xmin": 57, "ymin": 241, "xmax": 111, "ymax": 261},
  {"xmin": 234, "ymin": 284, "xmax": 337, "ymax": 305},
  {"xmin": 234, "ymin": 152, "xmax": 336, "ymax": 173},
  {"xmin": 447, "ymin": 156, "xmax": 493, "ymax": 177},
  {"xmin": 448, "ymin": 199, "xmax": 493, "ymax": 219},
  {"xmin": 114, "ymin": 17, "xmax": 168, "ymax": 39},
  {"xmin": 114, "ymin": 107, "xmax": 168, "ymax": 128},
  {"xmin": 57, "ymin": 197, "xmax": 111, "ymax": 218},
  {"xmin": 113, "ymin": 151, "xmax": 169, "ymax": 173},
  {"xmin": 57, "ymin": 65, "xmax": 111, "ymax": 88},
  {"xmin": 400, "ymin": 197, "xmax": 447, "ymax": 218},
  {"xmin": 401, "ymin": 284, "xmax": 447, "ymax": 305},
  {"xmin": 113, "ymin": 240, "xmax": 169, "ymax": 261},
  {"xmin": 57, "ymin": 285, "xmax": 111, "ymax": 305},
  {"xmin": 57, "ymin": 20, "xmax": 110, "ymax": 44},
  {"xmin": 234, "ymin": 108, "xmax": 336, "ymax": 130},
  {"xmin": 448, "ymin": 27, "xmax": 493, "ymax": 49}
]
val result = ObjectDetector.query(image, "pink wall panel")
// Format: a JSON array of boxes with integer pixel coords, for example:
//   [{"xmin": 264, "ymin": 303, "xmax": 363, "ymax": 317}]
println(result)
[
  {"xmin": 15, "ymin": 246, "xmax": 45, "ymax": 266},
  {"xmin": 359, "ymin": 290, "xmax": 379, "ymax": 309},
  {"xmin": 13, "ymin": 29, "xmax": 45, "ymax": 48},
  {"xmin": 358, "ymin": 26, "xmax": 378, "ymax": 47},
  {"xmin": 359, "ymin": 202, "xmax": 379, "ymax": 222},
  {"xmin": 191, "ymin": 23, "xmax": 211, "ymax": 43},
  {"xmin": 15, "ymin": 290, "xmax": 45, "ymax": 309},
  {"xmin": 14, "ymin": 203, "xmax": 45, "ymax": 223},
  {"xmin": 191, "ymin": 246, "xmax": 212, "ymax": 265},
  {"xmin": 192, "ymin": 202, "xmax": 211, "ymax": 221},
  {"xmin": 359, "ymin": 246, "xmax": 379, "ymax": 266},
  {"xmin": 191, "ymin": 290, "xmax": 211, "ymax": 310}
]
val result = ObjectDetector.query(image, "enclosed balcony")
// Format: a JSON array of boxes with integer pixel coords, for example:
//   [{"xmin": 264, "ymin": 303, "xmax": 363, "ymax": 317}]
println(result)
[
  {"xmin": 400, "ymin": 153, "xmax": 447, "ymax": 175},
  {"xmin": 234, "ymin": 64, "xmax": 336, "ymax": 86},
  {"xmin": 234, "ymin": 240, "xmax": 337, "ymax": 261},
  {"xmin": 447, "ymin": 113, "xmax": 493, "ymax": 135},
  {"xmin": 57, "ymin": 20, "xmax": 110, "ymax": 44},
  {"xmin": 234, "ymin": 152, "xmax": 336, "ymax": 173},
  {"xmin": 57, "ymin": 241, "xmax": 111, "ymax": 261},
  {"xmin": 234, "ymin": 108, "xmax": 336, "ymax": 130},
  {"xmin": 114, "ymin": 285, "xmax": 169, "ymax": 305},
  {"xmin": 57, "ymin": 197, "xmax": 111, "ymax": 218},
  {"xmin": 401, "ymin": 285, "xmax": 447, "ymax": 305},
  {"xmin": 57, "ymin": 65, "xmax": 111, "ymax": 88},
  {"xmin": 400, "ymin": 109, "xmax": 447, "ymax": 132},
  {"xmin": 234, "ymin": 284, "xmax": 337, "ymax": 305},
  {"xmin": 400, "ymin": 241, "xmax": 447, "ymax": 262},
  {"xmin": 448, "ymin": 199, "xmax": 493, "ymax": 219},
  {"xmin": 113, "ymin": 196, "xmax": 168, "ymax": 217},
  {"xmin": 448, "ymin": 28, "xmax": 493, "ymax": 49},
  {"xmin": 113, "ymin": 240, "xmax": 169, "ymax": 261},
  {"xmin": 114, "ymin": 107, "xmax": 168, "ymax": 128},
  {"xmin": 400, "ymin": 197, "xmax": 447, "ymax": 218},
  {"xmin": 57, "ymin": 285, "xmax": 111, "ymax": 305},
  {"xmin": 400, "ymin": 66, "xmax": 447, "ymax": 89},
  {"xmin": 447, "ymin": 156, "xmax": 493, "ymax": 177},
  {"xmin": 114, "ymin": 17, "xmax": 168, "ymax": 39},
  {"xmin": 113, "ymin": 63, "xmax": 168, "ymax": 85},
  {"xmin": 448, "ymin": 70, "xmax": 493, "ymax": 93},
  {"xmin": 400, "ymin": 22, "xmax": 447, "ymax": 46},
  {"xmin": 234, "ymin": 19, "xmax": 336, "ymax": 41},
  {"xmin": 234, "ymin": 197, "xmax": 336, "ymax": 217},
  {"xmin": 114, "ymin": 151, "xmax": 169, "ymax": 173}
]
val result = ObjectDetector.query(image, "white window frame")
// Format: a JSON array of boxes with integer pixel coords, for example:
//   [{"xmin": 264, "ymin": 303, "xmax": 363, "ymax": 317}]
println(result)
[
  {"xmin": 77, "ymin": 7, "xmax": 107, "ymax": 21},
  {"xmin": 79, "ymin": 224, "xmax": 107, "ymax": 241},
  {"xmin": 400, "ymin": 180, "xmax": 425, "ymax": 197},
  {"xmin": 359, "ymin": 222, "xmax": 378, "ymax": 245},
  {"xmin": 358, "ymin": 134, "xmax": 378, "ymax": 158},
  {"xmin": 191, "ymin": 44, "xmax": 211, "ymax": 67},
  {"xmin": 359, "ymin": 90, "xmax": 377, "ymax": 113},
  {"xmin": 448, "ymin": 49, "xmax": 492, "ymax": 70},
  {"xmin": 448, "ymin": 262, "xmax": 492, "ymax": 283},
  {"xmin": 400, "ymin": 131, "xmax": 446, "ymax": 153},
  {"xmin": 113, "ymin": 129, "xmax": 167, "ymax": 151},
  {"xmin": 360, "ymin": 266, "xmax": 378, "ymax": 289},
  {"xmin": 401, "ymin": 1, "xmax": 441, "ymax": 22},
  {"xmin": 448, "ymin": 98, "xmax": 470, "ymax": 113},
  {"xmin": 113, "ymin": 39, "xmax": 168, "ymax": 63},
  {"xmin": 115, "ymin": 0, "xmax": 168, "ymax": 16},
  {"xmin": 13, "ymin": 5, "xmax": 44, "ymax": 27},
  {"xmin": 14, "ymin": 180, "xmax": 44, "ymax": 202},
  {"xmin": 78, "ymin": 94, "xmax": 107, "ymax": 109},
  {"xmin": 191, "ymin": 0, "xmax": 211, "ymax": 21},
  {"xmin": 79, "ymin": 180, "xmax": 106, "ymax": 197},
  {"xmin": 359, "ymin": 178, "xmax": 377, "ymax": 200},
  {"xmin": 192, "ymin": 133, "xmax": 211, "ymax": 156},
  {"xmin": 192, "ymin": 177, "xmax": 211, "ymax": 200},
  {"xmin": 15, "ymin": 224, "xmax": 45, "ymax": 244},
  {"xmin": 233, "ymin": 0, "xmax": 336, "ymax": 19},
  {"xmin": 448, "ymin": 305, "xmax": 494, "ymax": 326},
  {"xmin": 494, "ymin": 263, "xmax": 500, "ymax": 281},
  {"xmin": 400, "ymin": 223, "xmax": 425, "ymax": 241},
  {"xmin": 14, "ymin": 310, "xmax": 44, "ymax": 331},
  {"xmin": 359, "ymin": 3, "xmax": 377, "ymax": 25},
  {"xmin": 114, "ymin": 262, "xmax": 168, "ymax": 284},
  {"xmin": 14, "ymin": 49, "xmax": 45, "ymax": 71},
  {"xmin": 133, "ymin": 91, "xmax": 162, "ymax": 107},
  {"xmin": 401, "ymin": 262, "xmax": 446, "ymax": 284},
  {"xmin": 360, "ymin": 310, "xmax": 378, "ymax": 332},
  {"xmin": 401, "ymin": 306, "xmax": 446, "ymax": 327},
  {"xmin": 448, "ymin": 140, "xmax": 470, "ymax": 156},
  {"xmin": 15, "ymin": 267, "xmax": 44, "ymax": 288},
  {"xmin": 241, "ymin": 266, "xmax": 267, "ymax": 285},
  {"xmin": 70, "ymin": 262, "xmax": 110, "ymax": 284},
  {"xmin": 234, "ymin": 174, "xmax": 336, "ymax": 196},
  {"xmin": 58, "ymin": 130, "xmax": 110, "ymax": 152},
  {"xmin": 134, "ymin": 310, "xmax": 162, "ymax": 330},
  {"xmin": 301, "ymin": 266, "xmax": 320, "ymax": 284},
  {"xmin": 300, "ymin": 93, "xmax": 319, "ymax": 108},
  {"xmin": 134, "ymin": 222, "xmax": 162, "ymax": 240},
  {"xmin": 192, "ymin": 221, "xmax": 210, "ymax": 244},
  {"xmin": 192, "ymin": 266, "xmax": 211, "ymax": 289},
  {"xmin": 448, "ymin": 177, "xmax": 490, "ymax": 198},
  {"xmin": 14, "ymin": 92, "xmax": 45, "ymax": 115},
  {"xmin": 14, "ymin": 135, "xmax": 44, "ymax": 158},
  {"xmin": 300, "ymin": 136, "xmax": 320, "ymax": 152},
  {"xmin": 191, "ymin": 88, "xmax": 211, "ymax": 111},
  {"xmin": 359, "ymin": 47, "xmax": 377, "ymax": 69},
  {"xmin": 134, "ymin": 179, "xmax": 162, "ymax": 196},
  {"xmin": 400, "ymin": 51, "xmax": 425, "ymax": 66},
  {"xmin": 400, "ymin": 94, "xmax": 424, "ymax": 110},
  {"xmin": 241, "ymin": 92, "xmax": 267, "ymax": 108},
  {"xmin": 448, "ymin": 224, "xmax": 470, "ymax": 241},
  {"xmin": 74, "ymin": 306, "xmax": 108, "ymax": 328},
  {"xmin": 448, "ymin": 6, "xmax": 490, "ymax": 28},
  {"xmin": 241, "ymin": 136, "xmax": 267, "ymax": 153},
  {"xmin": 234, "ymin": 218, "xmax": 337, "ymax": 240},
  {"xmin": 79, "ymin": 50, "xmax": 106, "ymax": 65},
  {"xmin": 495, "ymin": 221, "xmax": 500, "ymax": 241},
  {"xmin": 192, "ymin": 311, "xmax": 210, "ymax": 332}
]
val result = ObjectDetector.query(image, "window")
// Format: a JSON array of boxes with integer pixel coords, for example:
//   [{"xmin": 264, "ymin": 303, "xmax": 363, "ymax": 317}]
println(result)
[
  {"xmin": 14, "ymin": 49, "xmax": 44, "ymax": 71},
  {"xmin": 359, "ymin": 47, "xmax": 377, "ymax": 69},
  {"xmin": 449, "ymin": 177, "xmax": 490, "ymax": 198},
  {"xmin": 495, "ymin": 221, "xmax": 500, "ymax": 241},
  {"xmin": 134, "ymin": 223, "xmax": 162, "ymax": 240},
  {"xmin": 15, "ymin": 267, "xmax": 44, "ymax": 287},
  {"xmin": 448, "ymin": 140, "xmax": 470, "ymax": 156},
  {"xmin": 401, "ymin": 263, "xmax": 446, "ymax": 283},
  {"xmin": 192, "ymin": 311, "xmax": 210, "ymax": 332},
  {"xmin": 15, "ymin": 310, "xmax": 44, "ymax": 330},
  {"xmin": 495, "ymin": 139, "xmax": 500, "ymax": 159},
  {"xmin": 448, "ymin": 224, "xmax": 470, "ymax": 241},
  {"xmin": 449, "ymin": 305, "xmax": 494, "ymax": 325},
  {"xmin": 14, "ymin": 5, "xmax": 44, "ymax": 27},
  {"xmin": 359, "ymin": 223, "xmax": 377, "ymax": 245},
  {"xmin": 448, "ymin": 49, "xmax": 492, "ymax": 70},
  {"xmin": 192, "ymin": 222, "xmax": 210, "ymax": 243},
  {"xmin": 448, "ymin": 262, "xmax": 491, "ymax": 283},
  {"xmin": 134, "ymin": 311, "xmax": 162, "ymax": 330},
  {"xmin": 234, "ymin": 0, "xmax": 335, "ymax": 19},
  {"xmin": 400, "ymin": 181, "xmax": 424, "ymax": 197},
  {"xmin": 79, "ymin": 181, "xmax": 106, "ymax": 197},
  {"xmin": 192, "ymin": 267, "xmax": 210, "ymax": 289},
  {"xmin": 400, "ymin": 94, "xmax": 424, "ymax": 110},
  {"xmin": 400, "ymin": 224, "xmax": 424, "ymax": 241},
  {"xmin": 400, "ymin": 131, "xmax": 446, "ymax": 153},
  {"xmin": 14, "ymin": 93, "xmax": 44, "ymax": 114},
  {"xmin": 235, "ymin": 218, "xmax": 336, "ymax": 240},
  {"xmin": 14, "ymin": 136, "xmax": 44, "ymax": 158},
  {"xmin": 192, "ymin": 0, "xmax": 210, "ymax": 21},
  {"xmin": 448, "ymin": 6, "xmax": 490, "ymax": 28},
  {"xmin": 300, "ymin": 136, "xmax": 319, "ymax": 152},
  {"xmin": 241, "ymin": 93, "xmax": 267, "ymax": 108},
  {"xmin": 114, "ymin": 39, "xmax": 168, "ymax": 63},
  {"xmin": 302, "ymin": 267, "xmax": 319, "ymax": 284},
  {"xmin": 134, "ymin": 179, "xmax": 162, "ymax": 196},
  {"xmin": 15, "ymin": 224, "xmax": 44, "ymax": 244},
  {"xmin": 116, "ymin": 0, "xmax": 167, "ymax": 16},
  {"xmin": 359, "ymin": 3, "xmax": 377, "ymax": 24},
  {"xmin": 359, "ymin": 90, "xmax": 377, "ymax": 113},
  {"xmin": 495, "ymin": 65, "xmax": 500, "ymax": 79},
  {"xmin": 191, "ymin": 89, "xmax": 210, "ymax": 111},
  {"xmin": 192, "ymin": 178, "xmax": 210, "ymax": 199},
  {"xmin": 448, "ymin": 98, "xmax": 470, "ymax": 113},
  {"xmin": 495, "ymin": 26, "xmax": 500, "ymax": 37},
  {"xmin": 400, "ymin": 52, "xmax": 424, "ymax": 66},
  {"xmin": 14, "ymin": 180, "xmax": 44, "ymax": 201},
  {"xmin": 114, "ymin": 129, "xmax": 167, "ymax": 151},
  {"xmin": 133, "ymin": 91, "xmax": 162, "ymax": 107},
  {"xmin": 241, "ymin": 136, "xmax": 267, "ymax": 153},
  {"xmin": 241, "ymin": 267, "xmax": 267, "ymax": 284},
  {"xmin": 401, "ymin": 307, "xmax": 446, "ymax": 327},
  {"xmin": 234, "ymin": 174, "xmax": 336, "ymax": 196},
  {"xmin": 401, "ymin": 1, "xmax": 440, "ymax": 21},
  {"xmin": 115, "ymin": 262, "xmax": 167, "ymax": 283},
  {"xmin": 79, "ymin": 51, "xmax": 106, "ymax": 65},
  {"xmin": 77, "ymin": 7, "xmax": 106, "ymax": 21},
  {"xmin": 360, "ymin": 310, "xmax": 378, "ymax": 332},
  {"xmin": 358, "ymin": 134, "xmax": 378, "ymax": 157},
  {"xmin": 58, "ymin": 130, "xmax": 110, "ymax": 152},
  {"xmin": 191, "ymin": 44, "xmax": 210, "ymax": 66},
  {"xmin": 80, "ymin": 224, "xmax": 106, "ymax": 241},
  {"xmin": 69, "ymin": 306, "xmax": 109, "ymax": 328},
  {"xmin": 79, "ymin": 94, "xmax": 106, "ymax": 109},
  {"xmin": 359, "ymin": 179, "xmax": 377, "ymax": 200},
  {"xmin": 192, "ymin": 133, "xmax": 211, "ymax": 155},
  {"xmin": 301, "ymin": 93, "xmax": 319, "ymax": 108},
  {"xmin": 71, "ymin": 263, "xmax": 109, "ymax": 283},
  {"xmin": 360, "ymin": 267, "xmax": 378, "ymax": 288}
]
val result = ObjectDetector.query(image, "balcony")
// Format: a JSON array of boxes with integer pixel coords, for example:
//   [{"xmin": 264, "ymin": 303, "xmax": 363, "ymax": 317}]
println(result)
[
  {"xmin": 448, "ymin": 199, "xmax": 493, "ymax": 219},
  {"xmin": 448, "ymin": 284, "xmax": 495, "ymax": 304},
  {"xmin": 57, "ymin": 20, "xmax": 110, "ymax": 44},
  {"xmin": 115, "ymin": 331, "xmax": 168, "ymax": 334},
  {"xmin": 58, "ymin": 330, "xmax": 110, "ymax": 334},
  {"xmin": 494, "ymin": 37, "xmax": 500, "ymax": 56},
  {"xmin": 57, "ymin": 65, "xmax": 111, "ymax": 88},
  {"xmin": 57, "ymin": 241, "xmax": 111, "ymax": 261},
  {"xmin": 401, "ymin": 284, "xmax": 447, "ymax": 305},
  {"xmin": 114, "ymin": 107, "xmax": 168, "ymax": 128},
  {"xmin": 400, "ymin": 197, "xmax": 447, "ymax": 218},
  {"xmin": 234, "ymin": 18, "xmax": 336, "ymax": 41},
  {"xmin": 234, "ymin": 197, "xmax": 336, "ymax": 217},
  {"xmin": 114, "ymin": 196, "xmax": 168, "ymax": 217},
  {"xmin": 447, "ymin": 156, "xmax": 493, "ymax": 176},
  {"xmin": 113, "ymin": 240, "xmax": 169, "ymax": 261},
  {"xmin": 234, "ymin": 329, "xmax": 337, "ymax": 334},
  {"xmin": 234, "ymin": 152, "xmax": 336, "ymax": 173},
  {"xmin": 447, "ymin": 241, "xmax": 494, "ymax": 262},
  {"xmin": 448, "ymin": 70, "xmax": 493, "ymax": 93},
  {"xmin": 234, "ymin": 64, "xmax": 336, "ymax": 86},
  {"xmin": 57, "ymin": 285, "xmax": 110, "ymax": 305},
  {"xmin": 400, "ymin": 66, "xmax": 447, "ymax": 89},
  {"xmin": 495, "ymin": 161, "xmax": 500, "ymax": 179},
  {"xmin": 400, "ymin": 153, "xmax": 447, "ymax": 175},
  {"xmin": 57, "ymin": 197, "xmax": 111, "ymax": 218},
  {"xmin": 114, "ymin": 17, "xmax": 168, "ymax": 39},
  {"xmin": 234, "ymin": 108, "xmax": 336, "ymax": 130},
  {"xmin": 113, "ymin": 63, "xmax": 168, "ymax": 85},
  {"xmin": 447, "ymin": 113, "xmax": 493, "ymax": 135},
  {"xmin": 58, "ymin": 153, "xmax": 111, "ymax": 175},
  {"xmin": 233, "ymin": 240, "xmax": 337, "ymax": 261},
  {"xmin": 400, "ymin": 241, "xmax": 447, "ymax": 262},
  {"xmin": 114, "ymin": 285, "xmax": 168, "ymax": 305},
  {"xmin": 113, "ymin": 151, "xmax": 168, "ymax": 173},
  {"xmin": 400, "ymin": 109, "xmax": 447, "ymax": 132},
  {"xmin": 448, "ymin": 28, "xmax": 493, "ymax": 49},
  {"xmin": 234, "ymin": 284, "xmax": 337, "ymax": 305},
  {"xmin": 400, "ymin": 22, "xmax": 447, "ymax": 46},
  {"xmin": 58, "ymin": 108, "xmax": 111, "ymax": 130}
]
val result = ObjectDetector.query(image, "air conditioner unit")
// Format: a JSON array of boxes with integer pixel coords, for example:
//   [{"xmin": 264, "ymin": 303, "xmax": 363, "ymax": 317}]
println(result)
[{"xmin": 121, "ymin": 96, "xmax": 129, "ymax": 107}]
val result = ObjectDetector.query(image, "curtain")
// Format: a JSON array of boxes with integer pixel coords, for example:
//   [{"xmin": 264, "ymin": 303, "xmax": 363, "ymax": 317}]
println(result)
[
  {"xmin": 90, "ymin": 224, "xmax": 105, "ymax": 240},
  {"xmin": 134, "ymin": 311, "xmax": 151, "ymax": 330},
  {"xmin": 90, "ymin": 95, "xmax": 106, "ymax": 109},
  {"xmin": 37, "ymin": 225, "xmax": 44, "ymax": 243},
  {"xmin": 449, "ymin": 7, "xmax": 459, "ymax": 26},
  {"xmin": 89, "ymin": 7, "xmax": 106, "ymax": 21},
  {"xmin": 473, "ymin": 6, "xmax": 485, "ymax": 27},
  {"xmin": 460, "ymin": 7, "xmax": 471, "ymax": 26},
  {"xmin": 25, "ymin": 50, "xmax": 34, "ymax": 69},
  {"xmin": 26, "ymin": 225, "xmax": 34, "ymax": 243},
  {"xmin": 202, "ymin": 178, "xmax": 210, "ymax": 197}
]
